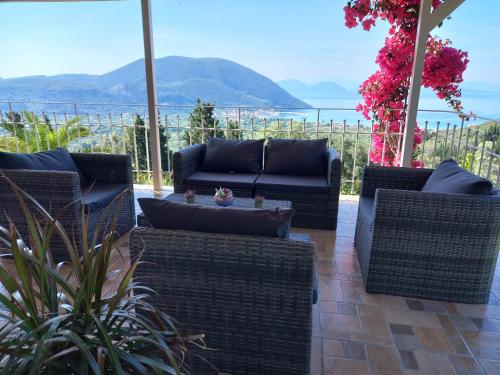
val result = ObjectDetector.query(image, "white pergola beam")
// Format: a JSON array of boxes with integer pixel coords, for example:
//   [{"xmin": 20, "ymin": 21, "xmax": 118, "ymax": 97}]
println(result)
[
  {"xmin": 401, "ymin": 0, "xmax": 465, "ymax": 167},
  {"xmin": 140, "ymin": 0, "xmax": 162, "ymax": 192}
]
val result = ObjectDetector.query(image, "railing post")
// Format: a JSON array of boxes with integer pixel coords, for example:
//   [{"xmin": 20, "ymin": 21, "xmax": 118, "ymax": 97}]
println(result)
[{"xmin": 141, "ymin": 0, "xmax": 162, "ymax": 192}]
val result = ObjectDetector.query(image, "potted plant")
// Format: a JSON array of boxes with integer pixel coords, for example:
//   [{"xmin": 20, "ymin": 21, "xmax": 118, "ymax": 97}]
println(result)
[
  {"xmin": 185, "ymin": 190, "xmax": 196, "ymax": 204},
  {"xmin": 214, "ymin": 187, "xmax": 234, "ymax": 207},
  {"xmin": 254, "ymin": 195, "xmax": 265, "ymax": 208},
  {"xmin": 0, "ymin": 172, "xmax": 202, "ymax": 374}
]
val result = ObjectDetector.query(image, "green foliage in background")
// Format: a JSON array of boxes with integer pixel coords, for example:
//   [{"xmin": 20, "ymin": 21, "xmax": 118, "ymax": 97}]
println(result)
[
  {"xmin": 125, "ymin": 114, "xmax": 171, "ymax": 172},
  {"xmin": 0, "ymin": 111, "xmax": 89, "ymax": 153}
]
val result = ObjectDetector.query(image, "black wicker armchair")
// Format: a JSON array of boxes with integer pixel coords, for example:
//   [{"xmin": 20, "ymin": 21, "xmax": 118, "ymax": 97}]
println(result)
[
  {"xmin": 355, "ymin": 166, "xmax": 500, "ymax": 304},
  {"xmin": 130, "ymin": 227, "xmax": 315, "ymax": 375},
  {"xmin": 0, "ymin": 153, "xmax": 135, "ymax": 261}
]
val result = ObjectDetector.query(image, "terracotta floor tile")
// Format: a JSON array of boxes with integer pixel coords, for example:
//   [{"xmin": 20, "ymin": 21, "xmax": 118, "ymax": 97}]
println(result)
[
  {"xmin": 437, "ymin": 314, "xmax": 460, "ymax": 336},
  {"xmin": 322, "ymin": 339, "xmax": 345, "ymax": 357},
  {"xmin": 479, "ymin": 359, "xmax": 500, "ymax": 375},
  {"xmin": 323, "ymin": 357, "xmax": 370, "ymax": 375},
  {"xmin": 358, "ymin": 304, "xmax": 391, "ymax": 337},
  {"xmin": 399, "ymin": 349, "xmax": 419, "ymax": 370},
  {"xmin": 320, "ymin": 313, "xmax": 361, "ymax": 333},
  {"xmin": 320, "ymin": 301, "xmax": 339, "ymax": 314},
  {"xmin": 384, "ymin": 307, "xmax": 442, "ymax": 328},
  {"xmin": 449, "ymin": 355, "xmax": 483, "ymax": 375},
  {"xmin": 393, "ymin": 334, "xmax": 422, "ymax": 350},
  {"xmin": 415, "ymin": 326, "xmax": 454, "ymax": 353},
  {"xmin": 366, "ymin": 344, "xmax": 403, "ymax": 375},
  {"xmin": 343, "ymin": 341, "xmax": 366, "ymax": 360},
  {"xmin": 413, "ymin": 351, "xmax": 457, "ymax": 375},
  {"xmin": 462, "ymin": 331, "xmax": 500, "ymax": 350}
]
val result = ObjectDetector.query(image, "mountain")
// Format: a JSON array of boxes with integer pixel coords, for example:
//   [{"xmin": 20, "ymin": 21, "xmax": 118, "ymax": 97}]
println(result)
[
  {"xmin": 277, "ymin": 79, "xmax": 358, "ymax": 99},
  {"xmin": 0, "ymin": 56, "xmax": 310, "ymax": 108}
]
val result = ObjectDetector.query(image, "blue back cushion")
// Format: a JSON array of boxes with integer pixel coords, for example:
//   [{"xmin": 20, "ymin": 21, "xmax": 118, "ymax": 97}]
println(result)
[
  {"xmin": 0, "ymin": 148, "xmax": 87, "ymax": 185},
  {"xmin": 422, "ymin": 159, "xmax": 492, "ymax": 195},
  {"xmin": 138, "ymin": 198, "xmax": 294, "ymax": 238},
  {"xmin": 264, "ymin": 138, "xmax": 328, "ymax": 176},
  {"xmin": 201, "ymin": 138, "xmax": 265, "ymax": 173}
]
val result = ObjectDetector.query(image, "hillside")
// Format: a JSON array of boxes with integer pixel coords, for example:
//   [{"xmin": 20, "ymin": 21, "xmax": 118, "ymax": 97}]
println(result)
[
  {"xmin": 0, "ymin": 56, "xmax": 310, "ymax": 108},
  {"xmin": 277, "ymin": 79, "xmax": 358, "ymax": 99}
]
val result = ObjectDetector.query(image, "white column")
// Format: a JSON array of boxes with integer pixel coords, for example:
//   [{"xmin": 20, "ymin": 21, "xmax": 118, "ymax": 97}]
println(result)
[
  {"xmin": 140, "ymin": 0, "xmax": 162, "ymax": 191},
  {"xmin": 401, "ymin": 0, "xmax": 465, "ymax": 167}
]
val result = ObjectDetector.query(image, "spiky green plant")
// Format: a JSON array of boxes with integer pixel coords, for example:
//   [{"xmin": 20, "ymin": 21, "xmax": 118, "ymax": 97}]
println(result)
[
  {"xmin": 0, "ymin": 111, "xmax": 89, "ymax": 153},
  {"xmin": 0, "ymin": 172, "xmax": 199, "ymax": 374}
]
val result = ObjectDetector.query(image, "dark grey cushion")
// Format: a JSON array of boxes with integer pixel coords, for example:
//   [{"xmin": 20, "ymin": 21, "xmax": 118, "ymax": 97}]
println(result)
[
  {"xmin": 264, "ymin": 138, "xmax": 327, "ymax": 176},
  {"xmin": 422, "ymin": 159, "xmax": 493, "ymax": 195},
  {"xmin": 0, "ymin": 148, "xmax": 87, "ymax": 185},
  {"xmin": 82, "ymin": 182, "xmax": 129, "ymax": 212},
  {"xmin": 358, "ymin": 197, "xmax": 375, "ymax": 227},
  {"xmin": 185, "ymin": 171, "xmax": 259, "ymax": 190},
  {"xmin": 255, "ymin": 174, "xmax": 328, "ymax": 193},
  {"xmin": 138, "ymin": 198, "xmax": 294, "ymax": 238},
  {"xmin": 201, "ymin": 138, "xmax": 264, "ymax": 173}
]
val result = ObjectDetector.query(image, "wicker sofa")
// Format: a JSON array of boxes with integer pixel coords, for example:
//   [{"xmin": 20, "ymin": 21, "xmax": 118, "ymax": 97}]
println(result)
[
  {"xmin": 130, "ymin": 227, "xmax": 316, "ymax": 375},
  {"xmin": 0, "ymin": 153, "xmax": 135, "ymax": 261},
  {"xmin": 355, "ymin": 166, "xmax": 500, "ymax": 303},
  {"xmin": 172, "ymin": 142, "xmax": 341, "ymax": 230}
]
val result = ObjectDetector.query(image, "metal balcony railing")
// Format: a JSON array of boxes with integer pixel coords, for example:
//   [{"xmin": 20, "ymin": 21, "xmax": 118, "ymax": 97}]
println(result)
[{"xmin": 0, "ymin": 101, "xmax": 498, "ymax": 194}]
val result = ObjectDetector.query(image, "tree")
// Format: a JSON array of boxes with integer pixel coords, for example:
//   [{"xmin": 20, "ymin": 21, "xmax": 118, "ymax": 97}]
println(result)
[
  {"xmin": 343, "ymin": 0, "xmax": 469, "ymax": 167},
  {"xmin": 184, "ymin": 99, "xmax": 222, "ymax": 145},
  {"xmin": 125, "ymin": 113, "xmax": 170, "ymax": 172},
  {"xmin": 0, "ymin": 111, "xmax": 89, "ymax": 152}
]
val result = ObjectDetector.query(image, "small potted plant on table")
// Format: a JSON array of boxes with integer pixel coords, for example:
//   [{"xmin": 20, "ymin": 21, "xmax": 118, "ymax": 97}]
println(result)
[
  {"xmin": 214, "ymin": 187, "xmax": 234, "ymax": 207},
  {"xmin": 254, "ymin": 195, "xmax": 265, "ymax": 208}
]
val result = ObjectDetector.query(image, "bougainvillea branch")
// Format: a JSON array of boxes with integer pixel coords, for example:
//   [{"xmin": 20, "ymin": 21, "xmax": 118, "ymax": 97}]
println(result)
[{"xmin": 344, "ymin": 0, "xmax": 469, "ymax": 167}]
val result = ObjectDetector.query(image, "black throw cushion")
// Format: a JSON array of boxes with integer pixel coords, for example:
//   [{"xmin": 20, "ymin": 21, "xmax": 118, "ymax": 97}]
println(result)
[
  {"xmin": 138, "ymin": 198, "xmax": 294, "ymax": 238},
  {"xmin": 422, "ymin": 159, "xmax": 492, "ymax": 195},
  {"xmin": 201, "ymin": 137, "xmax": 264, "ymax": 173},
  {"xmin": 264, "ymin": 138, "xmax": 328, "ymax": 176},
  {"xmin": 255, "ymin": 174, "xmax": 328, "ymax": 193},
  {"xmin": 82, "ymin": 182, "xmax": 129, "ymax": 212},
  {"xmin": 0, "ymin": 148, "xmax": 87, "ymax": 185},
  {"xmin": 185, "ymin": 171, "xmax": 259, "ymax": 190}
]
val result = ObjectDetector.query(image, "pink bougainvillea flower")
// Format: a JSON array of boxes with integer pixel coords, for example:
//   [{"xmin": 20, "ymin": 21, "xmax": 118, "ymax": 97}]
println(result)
[{"xmin": 345, "ymin": 0, "xmax": 468, "ymax": 167}]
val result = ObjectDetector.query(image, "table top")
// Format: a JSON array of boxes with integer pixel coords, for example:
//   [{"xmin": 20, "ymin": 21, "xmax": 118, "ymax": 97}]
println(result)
[{"xmin": 165, "ymin": 193, "xmax": 292, "ymax": 209}]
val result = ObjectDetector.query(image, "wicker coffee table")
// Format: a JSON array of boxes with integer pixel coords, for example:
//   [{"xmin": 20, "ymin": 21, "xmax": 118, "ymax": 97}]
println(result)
[{"xmin": 137, "ymin": 193, "xmax": 292, "ymax": 227}]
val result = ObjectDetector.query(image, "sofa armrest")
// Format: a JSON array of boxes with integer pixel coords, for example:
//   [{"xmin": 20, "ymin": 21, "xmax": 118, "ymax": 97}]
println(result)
[
  {"xmin": 172, "ymin": 144, "xmax": 206, "ymax": 192},
  {"xmin": 327, "ymin": 148, "xmax": 341, "ymax": 189},
  {"xmin": 0, "ymin": 169, "xmax": 82, "ymax": 227},
  {"xmin": 71, "ymin": 153, "xmax": 133, "ymax": 185},
  {"xmin": 373, "ymin": 188, "xmax": 500, "ymax": 253},
  {"xmin": 361, "ymin": 166, "xmax": 433, "ymax": 198}
]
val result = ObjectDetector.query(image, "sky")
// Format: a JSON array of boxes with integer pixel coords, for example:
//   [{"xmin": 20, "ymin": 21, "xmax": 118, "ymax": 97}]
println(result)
[{"xmin": 0, "ymin": 0, "xmax": 499, "ymax": 88}]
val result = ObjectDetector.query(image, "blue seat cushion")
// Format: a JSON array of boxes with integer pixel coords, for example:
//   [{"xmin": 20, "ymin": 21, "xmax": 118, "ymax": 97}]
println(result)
[
  {"xmin": 255, "ymin": 174, "xmax": 328, "ymax": 193},
  {"xmin": 422, "ymin": 159, "xmax": 492, "ymax": 195},
  {"xmin": 358, "ymin": 197, "xmax": 375, "ymax": 226},
  {"xmin": 264, "ymin": 138, "xmax": 328, "ymax": 176},
  {"xmin": 185, "ymin": 171, "xmax": 259, "ymax": 190},
  {"xmin": 82, "ymin": 182, "xmax": 129, "ymax": 212},
  {"xmin": 0, "ymin": 148, "xmax": 87, "ymax": 185},
  {"xmin": 138, "ymin": 198, "xmax": 294, "ymax": 239}
]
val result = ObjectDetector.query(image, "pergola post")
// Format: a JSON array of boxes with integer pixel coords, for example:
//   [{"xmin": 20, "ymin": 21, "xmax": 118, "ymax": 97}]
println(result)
[
  {"xmin": 140, "ymin": 0, "xmax": 162, "ymax": 191},
  {"xmin": 401, "ymin": 0, "xmax": 465, "ymax": 167}
]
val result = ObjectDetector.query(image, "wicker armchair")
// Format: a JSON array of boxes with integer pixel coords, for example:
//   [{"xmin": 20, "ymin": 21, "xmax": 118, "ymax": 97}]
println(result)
[
  {"xmin": 0, "ymin": 153, "xmax": 135, "ymax": 261},
  {"xmin": 355, "ymin": 166, "xmax": 500, "ymax": 303},
  {"xmin": 130, "ymin": 227, "xmax": 315, "ymax": 375}
]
